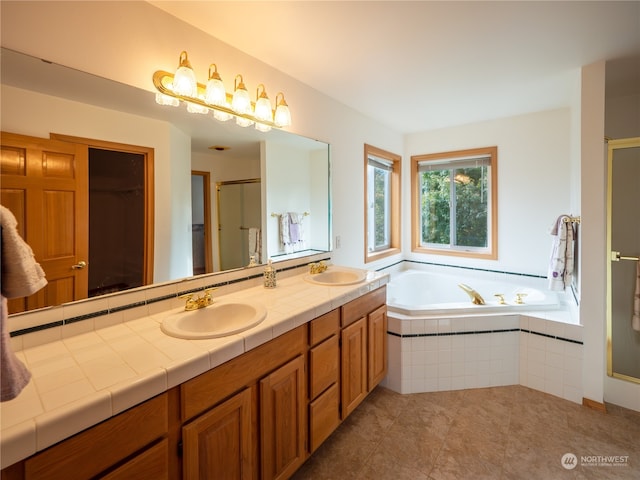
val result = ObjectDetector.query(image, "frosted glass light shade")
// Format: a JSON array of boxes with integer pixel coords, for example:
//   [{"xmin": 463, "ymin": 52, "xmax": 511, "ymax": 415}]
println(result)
[
  {"xmin": 236, "ymin": 116, "xmax": 254, "ymax": 127},
  {"xmin": 173, "ymin": 66, "xmax": 197, "ymax": 97},
  {"xmin": 232, "ymin": 75, "xmax": 251, "ymax": 115},
  {"xmin": 155, "ymin": 92, "xmax": 179, "ymax": 107},
  {"xmin": 232, "ymin": 89, "xmax": 251, "ymax": 114},
  {"xmin": 205, "ymin": 78, "xmax": 226, "ymax": 106},
  {"xmin": 213, "ymin": 110, "xmax": 233, "ymax": 122},
  {"xmin": 254, "ymin": 96, "xmax": 273, "ymax": 122},
  {"xmin": 186, "ymin": 101, "xmax": 209, "ymax": 114},
  {"xmin": 274, "ymin": 93, "xmax": 291, "ymax": 127},
  {"xmin": 274, "ymin": 103, "xmax": 291, "ymax": 127}
]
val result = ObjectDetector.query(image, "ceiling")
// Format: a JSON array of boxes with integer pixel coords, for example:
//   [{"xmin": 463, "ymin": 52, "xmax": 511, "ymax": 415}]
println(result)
[{"xmin": 149, "ymin": 0, "xmax": 640, "ymax": 134}]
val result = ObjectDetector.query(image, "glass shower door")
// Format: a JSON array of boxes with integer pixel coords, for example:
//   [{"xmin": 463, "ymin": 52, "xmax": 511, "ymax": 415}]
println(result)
[{"xmin": 607, "ymin": 137, "xmax": 640, "ymax": 383}]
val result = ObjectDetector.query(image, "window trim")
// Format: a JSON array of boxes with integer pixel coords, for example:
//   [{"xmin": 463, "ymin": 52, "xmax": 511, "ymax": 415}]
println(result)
[
  {"xmin": 364, "ymin": 144, "xmax": 401, "ymax": 263},
  {"xmin": 411, "ymin": 146, "xmax": 498, "ymax": 260}
]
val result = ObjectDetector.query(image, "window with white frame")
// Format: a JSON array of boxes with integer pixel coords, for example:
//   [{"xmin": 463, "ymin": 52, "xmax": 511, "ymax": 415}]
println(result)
[{"xmin": 411, "ymin": 146, "xmax": 497, "ymax": 259}]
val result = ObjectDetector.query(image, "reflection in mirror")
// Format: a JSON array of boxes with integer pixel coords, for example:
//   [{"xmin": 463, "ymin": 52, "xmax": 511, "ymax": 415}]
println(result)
[
  {"xmin": 217, "ymin": 179, "xmax": 261, "ymax": 270},
  {"xmin": 0, "ymin": 47, "xmax": 331, "ymax": 312}
]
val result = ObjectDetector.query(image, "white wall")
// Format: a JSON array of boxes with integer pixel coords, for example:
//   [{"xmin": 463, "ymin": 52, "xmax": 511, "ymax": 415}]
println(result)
[
  {"xmin": 580, "ymin": 61, "xmax": 607, "ymax": 407},
  {"xmin": 404, "ymin": 108, "xmax": 573, "ymax": 277}
]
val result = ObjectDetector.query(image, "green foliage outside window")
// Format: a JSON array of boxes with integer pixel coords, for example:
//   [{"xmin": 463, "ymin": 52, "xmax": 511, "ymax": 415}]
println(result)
[
  {"xmin": 373, "ymin": 167, "xmax": 389, "ymax": 248},
  {"xmin": 420, "ymin": 166, "xmax": 488, "ymax": 248}
]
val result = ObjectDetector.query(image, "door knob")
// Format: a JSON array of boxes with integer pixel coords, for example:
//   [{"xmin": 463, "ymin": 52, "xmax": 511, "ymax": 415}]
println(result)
[{"xmin": 72, "ymin": 261, "xmax": 87, "ymax": 270}]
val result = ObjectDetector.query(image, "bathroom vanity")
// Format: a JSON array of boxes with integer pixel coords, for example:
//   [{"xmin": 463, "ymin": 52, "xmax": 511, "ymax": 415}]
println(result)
[{"xmin": 0, "ymin": 270, "xmax": 388, "ymax": 480}]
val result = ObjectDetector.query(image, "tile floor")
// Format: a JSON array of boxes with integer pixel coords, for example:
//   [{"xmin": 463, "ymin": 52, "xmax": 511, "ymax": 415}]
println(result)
[{"xmin": 292, "ymin": 385, "xmax": 640, "ymax": 479}]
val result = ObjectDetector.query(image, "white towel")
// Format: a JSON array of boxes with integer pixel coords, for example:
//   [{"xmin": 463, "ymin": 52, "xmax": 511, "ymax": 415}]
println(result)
[
  {"xmin": 633, "ymin": 261, "xmax": 640, "ymax": 332},
  {"xmin": 0, "ymin": 205, "xmax": 47, "ymax": 297},
  {"xmin": 248, "ymin": 227, "xmax": 261, "ymax": 264},
  {"xmin": 1, "ymin": 295, "xmax": 31, "ymax": 401},
  {"xmin": 288, "ymin": 212, "xmax": 301, "ymax": 245},
  {"xmin": 547, "ymin": 215, "xmax": 574, "ymax": 291},
  {"xmin": 0, "ymin": 205, "xmax": 47, "ymax": 401},
  {"xmin": 279, "ymin": 213, "xmax": 290, "ymax": 249}
]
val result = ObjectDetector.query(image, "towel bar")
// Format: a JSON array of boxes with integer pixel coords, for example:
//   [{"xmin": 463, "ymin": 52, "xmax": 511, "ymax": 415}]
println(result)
[{"xmin": 611, "ymin": 251, "xmax": 640, "ymax": 262}]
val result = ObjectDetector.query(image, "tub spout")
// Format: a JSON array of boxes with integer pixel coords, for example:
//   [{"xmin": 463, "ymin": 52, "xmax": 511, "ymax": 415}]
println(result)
[{"xmin": 458, "ymin": 283, "xmax": 485, "ymax": 305}]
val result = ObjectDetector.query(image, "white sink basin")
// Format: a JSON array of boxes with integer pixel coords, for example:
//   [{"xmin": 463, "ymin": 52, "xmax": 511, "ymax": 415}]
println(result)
[
  {"xmin": 161, "ymin": 300, "xmax": 267, "ymax": 339},
  {"xmin": 304, "ymin": 268, "xmax": 367, "ymax": 286}
]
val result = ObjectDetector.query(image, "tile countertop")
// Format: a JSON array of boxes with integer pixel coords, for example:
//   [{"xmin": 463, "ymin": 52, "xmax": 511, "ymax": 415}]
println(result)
[{"xmin": 0, "ymin": 269, "xmax": 389, "ymax": 469}]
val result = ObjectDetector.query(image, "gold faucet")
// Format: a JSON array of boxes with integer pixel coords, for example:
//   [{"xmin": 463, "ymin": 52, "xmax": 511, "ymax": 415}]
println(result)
[
  {"xmin": 309, "ymin": 261, "xmax": 328, "ymax": 274},
  {"xmin": 181, "ymin": 289, "xmax": 215, "ymax": 311},
  {"xmin": 515, "ymin": 293, "xmax": 528, "ymax": 304},
  {"xmin": 458, "ymin": 284, "xmax": 485, "ymax": 305},
  {"xmin": 494, "ymin": 293, "xmax": 506, "ymax": 305}
]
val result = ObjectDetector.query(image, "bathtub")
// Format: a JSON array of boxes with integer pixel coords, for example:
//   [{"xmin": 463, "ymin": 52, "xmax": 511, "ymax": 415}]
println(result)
[
  {"xmin": 386, "ymin": 269, "xmax": 559, "ymax": 316},
  {"xmin": 381, "ymin": 268, "xmax": 582, "ymax": 400}
]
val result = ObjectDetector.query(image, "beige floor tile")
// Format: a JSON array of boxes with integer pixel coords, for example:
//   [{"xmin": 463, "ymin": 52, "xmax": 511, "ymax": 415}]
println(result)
[{"xmin": 292, "ymin": 385, "xmax": 640, "ymax": 480}]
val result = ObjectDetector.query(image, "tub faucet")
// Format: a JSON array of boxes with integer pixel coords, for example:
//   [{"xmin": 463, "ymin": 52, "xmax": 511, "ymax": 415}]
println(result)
[{"xmin": 458, "ymin": 283, "xmax": 485, "ymax": 305}]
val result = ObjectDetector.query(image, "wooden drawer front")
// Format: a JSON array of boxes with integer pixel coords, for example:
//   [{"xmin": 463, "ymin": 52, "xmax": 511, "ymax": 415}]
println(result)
[
  {"xmin": 309, "ymin": 309, "xmax": 340, "ymax": 346},
  {"xmin": 101, "ymin": 439, "xmax": 169, "ymax": 480},
  {"xmin": 309, "ymin": 383, "xmax": 340, "ymax": 453},
  {"xmin": 309, "ymin": 335, "xmax": 339, "ymax": 399},
  {"xmin": 181, "ymin": 325, "xmax": 306, "ymax": 421},
  {"xmin": 25, "ymin": 393, "xmax": 168, "ymax": 480},
  {"xmin": 341, "ymin": 286, "xmax": 386, "ymax": 327}
]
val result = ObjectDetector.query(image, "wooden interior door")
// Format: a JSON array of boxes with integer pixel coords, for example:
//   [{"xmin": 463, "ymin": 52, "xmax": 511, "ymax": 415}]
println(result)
[{"xmin": 1, "ymin": 131, "xmax": 88, "ymax": 313}]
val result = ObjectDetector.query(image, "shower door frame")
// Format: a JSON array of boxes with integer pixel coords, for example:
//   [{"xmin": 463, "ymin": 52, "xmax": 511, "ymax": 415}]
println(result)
[{"xmin": 606, "ymin": 136, "xmax": 640, "ymax": 384}]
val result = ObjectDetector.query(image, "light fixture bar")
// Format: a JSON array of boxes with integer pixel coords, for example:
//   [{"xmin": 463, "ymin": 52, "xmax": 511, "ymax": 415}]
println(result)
[{"xmin": 153, "ymin": 69, "xmax": 289, "ymax": 129}]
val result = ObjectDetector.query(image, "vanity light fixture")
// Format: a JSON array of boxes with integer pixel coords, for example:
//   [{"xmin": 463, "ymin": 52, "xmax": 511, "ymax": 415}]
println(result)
[{"xmin": 153, "ymin": 51, "xmax": 292, "ymax": 130}]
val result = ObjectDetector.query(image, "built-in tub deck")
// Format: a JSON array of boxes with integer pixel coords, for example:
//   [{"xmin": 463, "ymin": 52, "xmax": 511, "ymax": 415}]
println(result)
[{"xmin": 381, "ymin": 268, "xmax": 583, "ymax": 405}]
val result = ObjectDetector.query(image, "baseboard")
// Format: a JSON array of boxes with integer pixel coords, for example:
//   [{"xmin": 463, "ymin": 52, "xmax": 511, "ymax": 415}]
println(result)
[{"xmin": 582, "ymin": 397, "xmax": 607, "ymax": 413}]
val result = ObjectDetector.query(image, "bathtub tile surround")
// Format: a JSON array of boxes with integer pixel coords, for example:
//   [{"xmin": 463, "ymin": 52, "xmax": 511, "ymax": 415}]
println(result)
[{"xmin": 381, "ymin": 263, "xmax": 584, "ymax": 405}]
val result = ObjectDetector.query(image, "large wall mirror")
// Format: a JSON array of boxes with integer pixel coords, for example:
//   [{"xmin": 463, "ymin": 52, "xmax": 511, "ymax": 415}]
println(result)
[{"xmin": 0, "ymin": 48, "xmax": 331, "ymax": 313}]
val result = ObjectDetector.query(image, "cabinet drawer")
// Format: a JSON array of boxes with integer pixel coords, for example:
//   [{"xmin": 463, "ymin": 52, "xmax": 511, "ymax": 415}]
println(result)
[
  {"xmin": 181, "ymin": 326, "xmax": 306, "ymax": 421},
  {"xmin": 24, "ymin": 393, "xmax": 168, "ymax": 480},
  {"xmin": 341, "ymin": 286, "xmax": 386, "ymax": 327},
  {"xmin": 309, "ymin": 335, "xmax": 339, "ymax": 399},
  {"xmin": 309, "ymin": 383, "xmax": 340, "ymax": 453},
  {"xmin": 309, "ymin": 309, "xmax": 340, "ymax": 346},
  {"xmin": 101, "ymin": 439, "xmax": 169, "ymax": 480}
]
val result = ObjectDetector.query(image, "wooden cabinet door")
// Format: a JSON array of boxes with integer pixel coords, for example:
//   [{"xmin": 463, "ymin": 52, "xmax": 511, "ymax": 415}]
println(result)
[
  {"xmin": 341, "ymin": 317, "xmax": 367, "ymax": 419},
  {"xmin": 368, "ymin": 305, "xmax": 388, "ymax": 390},
  {"xmin": 260, "ymin": 355, "xmax": 306, "ymax": 480},
  {"xmin": 182, "ymin": 387, "xmax": 253, "ymax": 480},
  {"xmin": 309, "ymin": 334, "xmax": 339, "ymax": 399},
  {"xmin": 0, "ymin": 131, "xmax": 88, "ymax": 313}
]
